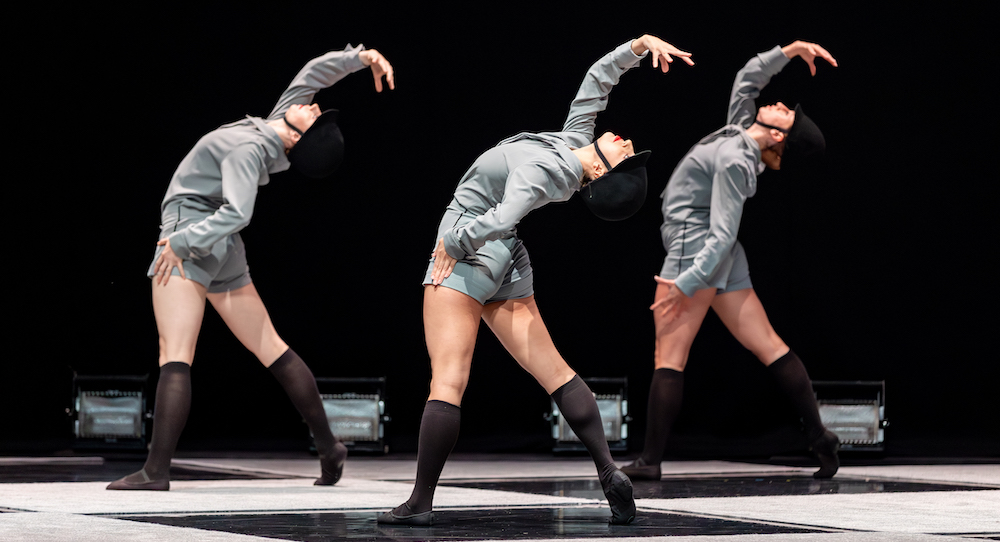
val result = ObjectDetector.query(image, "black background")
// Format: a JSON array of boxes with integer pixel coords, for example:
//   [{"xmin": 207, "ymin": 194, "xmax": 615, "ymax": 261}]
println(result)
[{"xmin": 6, "ymin": 2, "xmax": 996, "ymax": 458}]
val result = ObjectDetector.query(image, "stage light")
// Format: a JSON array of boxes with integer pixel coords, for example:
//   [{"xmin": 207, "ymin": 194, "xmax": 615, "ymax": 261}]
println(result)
[
  {"xmin": 314, "ymin": 377, "xmax": 389, "ymax": 454},
  {"xmin": 69, "ymin": 374, "xmax": 151, "ymax": 450},
  {"xmin": 813, "ymin": 380, "xmax": 888, "ymax": 451},
  {"xmin": 548, "ymin": 377, "xmax": 630, "ymax": 453}
]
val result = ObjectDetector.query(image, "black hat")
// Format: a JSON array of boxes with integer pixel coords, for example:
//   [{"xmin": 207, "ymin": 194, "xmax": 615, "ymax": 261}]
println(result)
[
  {"xmin": 287, "ymin": 109, "xmax": 344, "ymax": 179},
  {"xmin": 581, "ymin": 148, "xmax": 651, "ymax": 221},
  {"xmin": 781, "ymin": 104, "xmax": 825, "ymax": 170}
]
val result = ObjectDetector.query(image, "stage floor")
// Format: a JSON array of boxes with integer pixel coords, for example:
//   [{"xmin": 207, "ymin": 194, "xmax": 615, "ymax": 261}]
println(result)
[{"xmin": 1, "ymin": 454, "xmax": 998, "ymax": 541}]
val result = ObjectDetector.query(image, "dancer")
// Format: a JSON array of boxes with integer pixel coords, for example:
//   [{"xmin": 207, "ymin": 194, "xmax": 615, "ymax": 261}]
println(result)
[
  {"xmin": 621, "ymin": 41, "xmax": 840, "ymax": 482},
  {"xmin": 377, "ymin": 35, "xmax": 694, "ymax": 526},
  {"xmin": 107, "ymin": 44, "xmax": 395, "ymax": 491}
]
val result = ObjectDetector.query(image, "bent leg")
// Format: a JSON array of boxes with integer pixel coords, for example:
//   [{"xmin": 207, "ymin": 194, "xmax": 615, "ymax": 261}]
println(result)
[
  {"xmin": 483, "ymin": 296, "xmax": 633, "ymax": 524},
  {"xmin": 767, "ymin": 350, "xmax": 840, "ymax": 477},
  {"xmin": 480, "ymin": 295, "xmax": 576, "ymax": 393},
  {"xmin": 206, "ymin": 282, "xmax": 288, "ymax": 366},
  {"xmin": 268, "ymin": 349, "xmax": 346, "ymax": 485},
  {"xmin": 710, "ymin": 288, "xmax": 787, "ymax": 365},
  {"xmin": 208, "ymin": 283, "xmax": 344, "ymax": 484},
  {"xmin": 713, "ymin": 288, "xmax": 838, "ymax": 477}
]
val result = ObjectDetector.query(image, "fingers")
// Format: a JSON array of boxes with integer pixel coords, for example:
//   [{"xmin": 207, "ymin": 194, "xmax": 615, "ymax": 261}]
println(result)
[
  {"xmin": 800, "ymin": 42, "xmax": 837, "ymax": 75},
  {"xmin": 815, "ymin": 44, "xmax": 838, "ymax": 67},
  {"xmin": 430, "ymin": 238, "xmax": 447, "ymax": 285},
  {"xmin": 431, "ymin": 257, "xmax": 442, "ymax": 285},
  {"xmin": 440, "ymin": 259, "xmax": 456, "ymax": 283},
  {"xmin": 161, "ymin": 263, "xmax": 171, "ymax": 285},
  {"xmin": 382, "ymin": 58, "xmax": 395, "ymax": 90},
  {"xmin": 155, "ymin": 255, "xmax": 167, "ymax": 285},
  {"xmin": 153, "ymin": 238, "xmax": 186, "ymax": 286},
  {"xmin": 663, "ymin": 43, "xmax": 694, "ymax": 64},
  {"xmin": 431, "ymin": 255, "xmax": 453, "ymax": 285},
  {"xmin": 366, "ymin": 50, "xmax": 395, "ymax": 92},
  {"xmin": 649, "ymin": 46, "xmax": 693, "ymax": 73},
  {"xmin": 431, "ymin": 254, "xmax": 456, "ymax": 285},
  {"xmin": 659, "ymin": 307, "xmax": 679, "ymax": 325},
  {"xmin": 649, "ymin": 298, "xmax": 679, "ymax": 323},
  {"xmin": 659, "ymin": 52, "xmax": 673, "ymax": 72}
]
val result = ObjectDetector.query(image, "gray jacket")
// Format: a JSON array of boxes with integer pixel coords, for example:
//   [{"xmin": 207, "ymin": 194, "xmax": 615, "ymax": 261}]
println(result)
[
  {"xmin": 660, "ymin": 46, "xmax": 790, "ymax": 296},
  {"xmin": 441, "ymin": 41, "xmax": 647, "ymax": 260},
  {"xmin": 160, "ymin": 45, "xmax": 367, "ymax": 260}
]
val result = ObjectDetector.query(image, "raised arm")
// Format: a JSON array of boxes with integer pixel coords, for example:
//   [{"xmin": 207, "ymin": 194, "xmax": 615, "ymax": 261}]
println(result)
[
  {"xmin": 728, "ymin": 40, "xmax": 837, "ymax": 127},
  {"xmin": 266, "ymin": 44, "xmax": 395, "ymax": 120},
  {"xmin": 727, "ymin": 46, "xmax": 790, "ymax": 127},
  {"xmin": 561, "ymin": 35, "xmax": 692, "ymax": 140},
  {"xmin": 781, "ymin": 40, "xmax": 837, "ymax": 76}
]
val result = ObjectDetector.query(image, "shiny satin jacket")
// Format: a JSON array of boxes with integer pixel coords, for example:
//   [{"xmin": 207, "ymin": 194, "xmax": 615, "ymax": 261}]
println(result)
[
  {"xmin": 159, "ymin": 45, "xmax": 368, "ymax": 260},
  {"xmin": 440, "ymin": 41, "xmax": 647, "ymax": 260},
  {"xmin": 660, "ymin": 46, "xmax": 790, "ymax": 296}
]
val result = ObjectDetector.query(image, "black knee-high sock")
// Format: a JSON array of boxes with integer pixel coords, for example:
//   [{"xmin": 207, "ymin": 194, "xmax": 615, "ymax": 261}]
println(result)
[
  {"xmin": 404, "ymin": 400, "xmax": 461, "ymax": 513},
  {"xmin": 551, "ymin": 376, "xmax": 616, "ymax": 485},
  {"xmin": 141, "ymin": 362, "xmax": 192, "ymax": 480},
  {"xmin": 767, "ymin": 350, "xmax": 825, "ymax": 441},
  {"xmin": 268, "ymin": 348, "xmax": 338, "ymax": 455},
  {"xmin": 639, "ymin": 368, "xmax": 684, "ymax": 466}
]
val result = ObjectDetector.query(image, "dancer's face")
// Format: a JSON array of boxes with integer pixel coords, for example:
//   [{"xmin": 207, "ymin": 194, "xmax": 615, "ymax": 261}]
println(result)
[
  {"xmin": 755, "ymin": 102, "xmax": 795, "ymax": 132},
  {"xmin": 594, "ymin": 131, "xmax": 636, "ymax": 174},
  {"xmin": 285, "ymin": 103, "xmax": 322, "ymax": 134}
]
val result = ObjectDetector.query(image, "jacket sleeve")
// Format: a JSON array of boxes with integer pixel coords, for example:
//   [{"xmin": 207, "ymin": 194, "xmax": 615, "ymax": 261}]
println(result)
[
  {"xmin": 727, "ymin": 46, "xmax": 791, "ymax": 127},
  {"xmin": 266, "ymin": 44, "xmax": 368, "ymax": 121},
  {"xmin": 166, "ymin": 144, "xmax": 264, "ymax": 260},
  {"xmin": 561, "ymin": 41, "xmax": 646, "ymax": 139},
  {"xmin": 673, "ymin": 161, "xmax": 753, "ymax": 296},
  {"xmin": 442, "ymin": 164, "xmax": 549, "ymax": 259}
]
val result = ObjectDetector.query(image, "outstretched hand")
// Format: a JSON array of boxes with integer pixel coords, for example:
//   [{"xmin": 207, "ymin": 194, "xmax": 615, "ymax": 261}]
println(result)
[
  {"xmin": 649, "ymin": 275, "xmax": 690, "ymax": 323},
  {"xmin": 359, "ymin": 49, "xmax": 395, "ymax": 92},
  {"xmin": 781, "ymin": 40, "xmax": 837, "ymax": 76},
  {"xmin": 430, "ymin": 237, "xmax": 457, "ymax": 286},
  {"xmin": 631, "ymin": 35, "xmax": 695, "ymax": 72},
  {"xmin": 153, "ymin": 238, "xmax": 186, "ymax": 286}
]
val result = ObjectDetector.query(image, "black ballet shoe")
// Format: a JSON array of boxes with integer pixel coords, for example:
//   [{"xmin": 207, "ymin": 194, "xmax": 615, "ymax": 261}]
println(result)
[
  {"xmin": 810, "ymin": 430, "xmax": 841, "ymax": 479},
  {"xmin": 603, "ymin": 469, "xmax": 636, "ymax": 525},
  {"xmin": 314, "ymin": 442, "xmax": 348, "ymax": 486},
  {"xmin": 620, "ymin": 457, "xmax": 662, "ymax": 481},
  {"xmin": 377, "ymin": 503, "xmax": 433, "ymax": 526},
  {"xmin": 106, "ymin": 469, "xmax": 170, "ymax": 491}
]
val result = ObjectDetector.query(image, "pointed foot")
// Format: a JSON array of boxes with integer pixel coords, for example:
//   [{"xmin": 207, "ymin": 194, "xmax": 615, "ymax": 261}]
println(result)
[
  {"xmin": 810, "ymin": 430, "xmax": 841, "ymax": 479},
  {"xmin": 314, "ymin": 442, "xmax": 348, "ymax": 486},
  {"xmin": 604, "ymin": 469, "xmax": 636, "ymax": 525}
]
